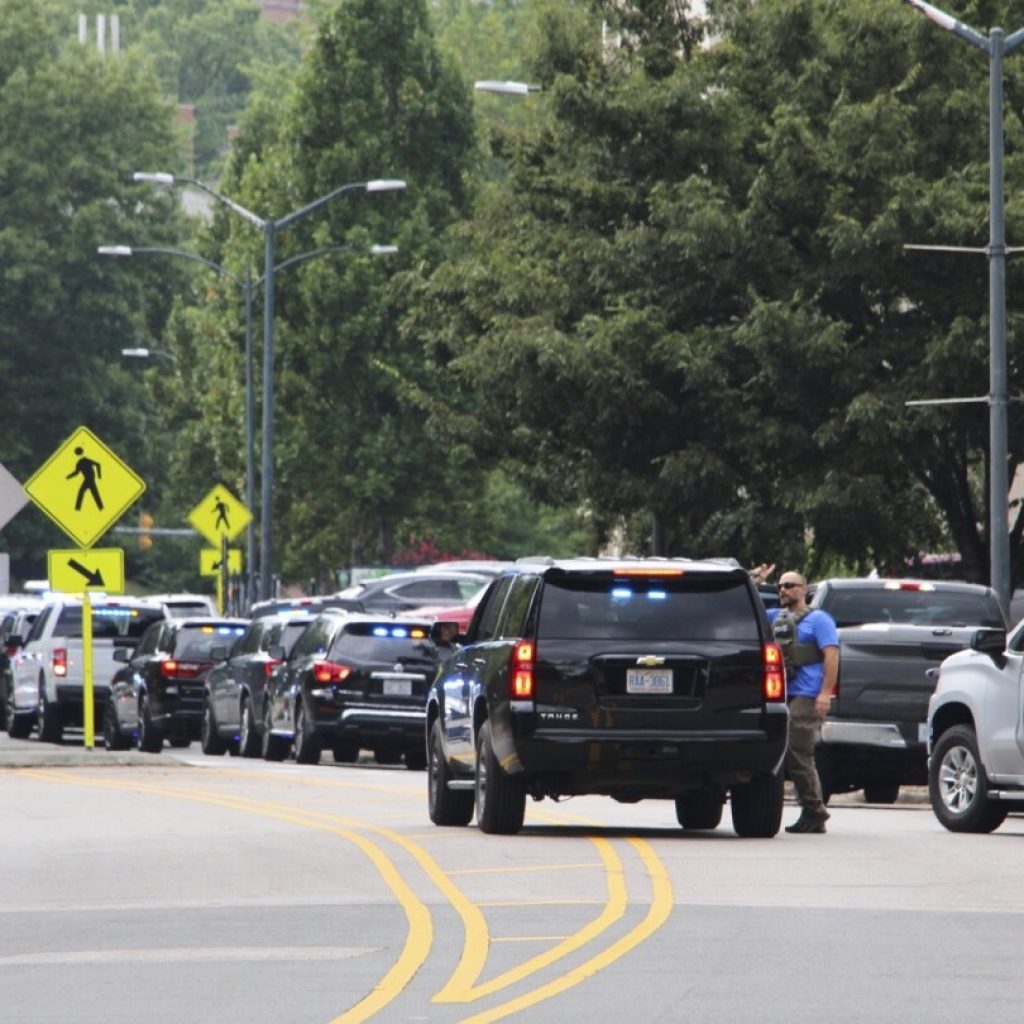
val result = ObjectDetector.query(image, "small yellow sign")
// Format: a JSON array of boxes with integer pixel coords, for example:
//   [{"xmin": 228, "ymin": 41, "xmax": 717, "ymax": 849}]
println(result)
[
  {"xmin": 188, "ymin": 485, "xmax": 252, "ymax": 547},
  {"xmin": 47, "ymin": 548, "xmax": 125, "ymax": 594},
  {"xmin": 200, "ymin": 547, "xmax": 242, "ymax": 577},
  {"xmin": 25, "ymin": 427, "xmax": 145, "ymax": 548}
]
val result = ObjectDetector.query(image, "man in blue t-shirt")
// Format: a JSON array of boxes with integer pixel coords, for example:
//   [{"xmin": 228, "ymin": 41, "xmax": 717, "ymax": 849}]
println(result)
[{"xmin": 766, "ymin": 571, "xmax": 839, "ymax": 834}]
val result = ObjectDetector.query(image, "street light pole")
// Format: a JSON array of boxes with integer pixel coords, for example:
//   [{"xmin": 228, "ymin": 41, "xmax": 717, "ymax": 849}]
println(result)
[
  {"xmin": 903, "ymin": 0, "xmax": 1024, "ymax": 616},
  {"xmin": 119, "ymin": 176, "xmax": 406, "ymax": 600}
]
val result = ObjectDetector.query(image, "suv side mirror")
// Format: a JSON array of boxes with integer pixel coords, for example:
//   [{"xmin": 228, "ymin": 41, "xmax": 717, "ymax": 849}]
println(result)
[
  {"xmin": 112, "ymin": 648, "xmax": 131, "ymax": 663},
  {"xmin": 430, "ymin": 620, "xmax": 461, "ymax": 647},
  {"xmin": 971, "ymin": 627, "xmax": 1006, "ymax": 667},
  {"xmin": 267, "ymin": 645, "xmax": 286, "ymax": 661}
]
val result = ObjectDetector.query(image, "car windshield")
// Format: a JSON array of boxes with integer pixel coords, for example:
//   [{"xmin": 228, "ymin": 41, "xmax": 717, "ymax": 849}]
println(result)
[
  {"xmin": 537, "ymin": 574, "xmax": 761, "ymax": 641},
  {"xmin": 173, "ymin": 624, "xmax": 247, "ymax": 660},
  {"xmin": 823, "ymin": 589, "xmax": 1005, "ymax": 629},
  {"xmin": 54, "ymin": 604, "xmax": 165, "ymax": 640}
]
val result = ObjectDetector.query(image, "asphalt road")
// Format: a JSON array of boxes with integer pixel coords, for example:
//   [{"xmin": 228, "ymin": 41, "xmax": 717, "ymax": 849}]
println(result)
[{"xmin": 1, "ymin": 740, "xmax": 1021, "ymax": 1024}]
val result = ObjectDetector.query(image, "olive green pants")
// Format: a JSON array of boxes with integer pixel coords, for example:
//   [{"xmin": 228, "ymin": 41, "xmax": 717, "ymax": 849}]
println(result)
[{"xmin": 786, "ymin": 697, "xmax": 826, "ymax": 815}]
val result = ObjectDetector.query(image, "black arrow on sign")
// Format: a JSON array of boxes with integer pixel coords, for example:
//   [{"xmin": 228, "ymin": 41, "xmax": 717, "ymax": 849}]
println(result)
[{"xmin": 67, "ymin": 558, "xmax": 104, "ymax": 587}]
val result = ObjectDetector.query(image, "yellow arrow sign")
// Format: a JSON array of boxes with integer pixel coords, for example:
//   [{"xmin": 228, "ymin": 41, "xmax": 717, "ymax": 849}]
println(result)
[
  {"xmin": 47, "ymin": 548, "xmax": 125, "ymax": 594},
  {"xmin": 200, "ymin": 547, "xmax": 242, "ymax": 577},
  {"xmin": 25, "ymin": 427, "xmax": 145, "ymax": 548},
  {"xmin": 188, "ymin": 485, "xmax": 252, "ymax": 547}
]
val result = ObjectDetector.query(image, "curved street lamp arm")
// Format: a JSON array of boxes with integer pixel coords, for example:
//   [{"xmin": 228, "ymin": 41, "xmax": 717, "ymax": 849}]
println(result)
[
  {"xmin": 254, "ymin": 243, "xmax": 397, "ymax": 287},
  {"xmin": 98, "ymin": 245, "xmax": 243, "ymax": 288},
  {"xmin": 133, "ymin": 171, "xmax": 266, "ymax": 230},
  {"xmin": 274, "ymin": 181, "xmax": 371, "ymax": 231},
  {"xmin": 902, "ymin": 0, "xmax": 989, "ymax": 51}
]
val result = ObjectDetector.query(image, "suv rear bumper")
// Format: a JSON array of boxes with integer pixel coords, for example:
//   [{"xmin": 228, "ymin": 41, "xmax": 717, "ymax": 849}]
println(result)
[
  {"xmin": 505, "ymin": 706, "xmax": 788, "ymax": 794},
  {"xmin": 315, "ymin": 704, "xmax": 425, "ymax": 747}
]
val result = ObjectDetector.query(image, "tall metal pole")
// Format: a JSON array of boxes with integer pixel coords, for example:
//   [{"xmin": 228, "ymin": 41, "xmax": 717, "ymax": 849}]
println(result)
[
  {"xmin": 260, "ymin": 222, "xmax": 276, "ymax": 601},
  {"xmin": 243, "ymin": 266, "xmax": 256, "ymax": 607},
  {"xmin": 988, "ymin": 28, "xmax": 1011, "ymax": 615}
]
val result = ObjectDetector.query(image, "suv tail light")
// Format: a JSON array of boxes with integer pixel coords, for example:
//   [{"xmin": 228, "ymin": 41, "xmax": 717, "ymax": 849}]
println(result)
[
  {"xmin": 313, "ymin": 661, "xmax": 352, "ymax": 685},
  {"xmin": 762, "ymin": 643, "xmax": 786, "ymax": 702},
  {"xmin": 264, "ymin": 658, "xmax": 283, "ymax": 678},
  {"xmin": 510, "ymin": 640, "xmax": 535, "ymax": 699},
  {"xmin": 52, "ymin": 648, "xmax": 68, "ymax": 678}
]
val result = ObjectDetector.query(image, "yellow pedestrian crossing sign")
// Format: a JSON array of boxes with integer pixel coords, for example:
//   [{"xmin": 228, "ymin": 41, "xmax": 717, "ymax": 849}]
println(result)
[
  {"xmin": 200, "ymin": 548, "xmax": 242, "ymax": 576},
  {"xmin": 25, "ymin": 427, "xmax": 145, "ymax": 548},
  {"xmin": 47, "ymin": 548, "xmax": 125, "ymax": 594},
  {"xmin": 188, "ymin": 485, "xmax": 251, "ymax": 547}
]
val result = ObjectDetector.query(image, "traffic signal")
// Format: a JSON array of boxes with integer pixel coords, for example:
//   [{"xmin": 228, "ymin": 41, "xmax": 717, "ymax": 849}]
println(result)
[{"xmin": 138, "ymin": 512, "xmax": 154, "ymax": 550}]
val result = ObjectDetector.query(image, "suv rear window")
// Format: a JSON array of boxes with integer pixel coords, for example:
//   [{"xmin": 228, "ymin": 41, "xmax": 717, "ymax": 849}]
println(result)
[
  {"xmin": 537, "ymin": 574, "xmax": 760, "ymax": 641},
  {"xmin": 54, "ymin": 604, "xmax": 165, "ymax": 640},
  {"xmin": 174, "ymin": 624, "xmax": 247, "ymax": 660},
  {"xmin": 822, "ymin": 589, "xmax": 1004, "ymax": 628},
  {"xmin": 332, "ymin": 622, "xmax": 437, "ymax": 663}
]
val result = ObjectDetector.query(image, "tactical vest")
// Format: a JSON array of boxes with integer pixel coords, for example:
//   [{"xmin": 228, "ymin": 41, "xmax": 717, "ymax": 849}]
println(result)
[{"xmin": 772, "ymin": 608, "xmax": 824, "ymax": 672}]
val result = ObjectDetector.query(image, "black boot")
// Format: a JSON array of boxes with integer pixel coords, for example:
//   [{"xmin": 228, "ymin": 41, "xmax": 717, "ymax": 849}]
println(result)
[{"xmin": 785, "ymin": 809, "xmax": 830, "ymax": 834}]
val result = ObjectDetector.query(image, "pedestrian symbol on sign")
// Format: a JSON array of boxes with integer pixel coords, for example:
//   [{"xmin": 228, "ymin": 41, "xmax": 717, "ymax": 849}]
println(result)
[
  {"xmin": 67, "ymin": 447, "xmax": 104, "ymax": 511},
  {"xmin": 213, "ymin": 496, "xmax": 230, "ymax": 531}
]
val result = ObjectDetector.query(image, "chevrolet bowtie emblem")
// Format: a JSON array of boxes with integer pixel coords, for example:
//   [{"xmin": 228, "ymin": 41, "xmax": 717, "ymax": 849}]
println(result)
[{"xmin": 636, "ymin": 656, "xmax": 665, "ymax": 667}]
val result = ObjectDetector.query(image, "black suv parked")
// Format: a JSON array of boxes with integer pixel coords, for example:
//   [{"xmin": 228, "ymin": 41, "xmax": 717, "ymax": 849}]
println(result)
[
  {"xmin": 262, "ymin": 611, "xmax": 451, "ymax": 767},
  {"xmin": 426, "ymin": 557, "xmax": 789, "ymax": 836}
]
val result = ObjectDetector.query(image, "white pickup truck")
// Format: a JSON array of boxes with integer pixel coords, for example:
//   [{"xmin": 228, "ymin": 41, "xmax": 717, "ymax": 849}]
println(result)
[
  {"xmin": 8, "ymin": 597, "xmax": 166, "ymax": 742},
  {"xmin": 927, "ymin": 622, "xmax": 1024, "ymax": 832}
]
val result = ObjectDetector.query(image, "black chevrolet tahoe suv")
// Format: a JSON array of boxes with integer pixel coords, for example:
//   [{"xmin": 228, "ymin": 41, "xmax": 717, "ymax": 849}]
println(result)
[{"xmin": 425, "ymin": 557, "xmax": 789, "ymax": 836}]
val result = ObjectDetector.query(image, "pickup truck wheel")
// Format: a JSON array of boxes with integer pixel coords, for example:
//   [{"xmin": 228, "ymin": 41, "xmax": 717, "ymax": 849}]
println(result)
[
  {"xmin": 103, "ymin": 699, "xmax": 129, "ymax": 751},
  {"xmin": 675, "ymin": 788, "xmax": 724, "ymax": 830},
  {"xmin": 5, "ymin": 687, "xmax": 32, "ymax": 739},
  {"xmin": 331, "ymin": 739, "xmax": 359, "ymax": 764},
  {"xmin": 428, "ymin": 721, "xmax": 473, "ymax": 827},
  {"xmin": 863, "ymin": 783, "xmax": 900, "ymax": 805},
  {"xmin": 730, "ymin": 772, "xmax": 784, "ymax": 838},
  {"xmin": 200, "ymin": 700, "xmax": 227, "ymax": 755},
  {"xmin": 475, "ymin": 720, "xmax": 526, "ymax": 835},
  {"xmin": 929, "ymin": 725, "xmax": 1008, "ymax": 833},
  {"xmin": 137, "ymin": 695, "xmax": 163, "ymax": 754},
  {"xmin": 36, "ymin": 681, "xmax": 63, "ymax": 744},
  {"xmin": 293, "ymin": 701, "xmax": 322, "ymax": 764},
  {"xmin": 405, "ymin": 745, "xmax": 427, "ymax": 771},
  {"xmin": 261, "ymin": 702, "xmax": 288, "ymax": 762},
  {"xmin": 238, "ymin": 697, "xmax": 261, "ymax": 758}
]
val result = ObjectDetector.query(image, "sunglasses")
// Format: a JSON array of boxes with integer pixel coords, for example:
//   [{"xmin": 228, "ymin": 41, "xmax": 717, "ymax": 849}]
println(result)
[{"xmin": 778, "ymin": 581, "xmax": 802, "ymax": 590}]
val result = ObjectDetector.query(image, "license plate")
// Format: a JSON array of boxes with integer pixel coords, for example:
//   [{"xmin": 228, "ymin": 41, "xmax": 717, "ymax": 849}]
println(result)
[
  {"xmin": 626, "ymin": 668, "xmax": 673, "ymax": 694},
  {"xmin": 383, "ymin": 679, "xmax": 412, "ymax": 697}
]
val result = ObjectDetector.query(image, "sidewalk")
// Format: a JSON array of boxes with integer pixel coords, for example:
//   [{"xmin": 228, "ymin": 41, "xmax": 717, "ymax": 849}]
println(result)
[{"xmin": 0, "ymin": 734, "xmax": 188, "ymax": 768}]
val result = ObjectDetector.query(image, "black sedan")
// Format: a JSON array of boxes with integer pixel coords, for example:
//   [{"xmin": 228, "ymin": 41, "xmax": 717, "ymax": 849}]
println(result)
[
  {"xmin": 201, "ymin": 612, "xmax": 314, "ymax": 757},
  {"xmin": 104, "ymin": 618, "xmax": 248, "ymax": 752},
  {"xmin": 262, "ymin": 610, "xmax": 452, "ymax": 768}
]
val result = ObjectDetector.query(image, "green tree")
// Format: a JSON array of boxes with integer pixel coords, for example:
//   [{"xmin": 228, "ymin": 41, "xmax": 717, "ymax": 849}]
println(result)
[{"xmin": 0, "ymin": 0, "xmax": 188, "ymax": 585}]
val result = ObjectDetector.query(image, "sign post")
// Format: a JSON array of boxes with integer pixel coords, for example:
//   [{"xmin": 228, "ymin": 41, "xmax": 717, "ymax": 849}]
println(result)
[{"xmin": 24, "ymin": 427, "xmax": 145, "ymax": 749}]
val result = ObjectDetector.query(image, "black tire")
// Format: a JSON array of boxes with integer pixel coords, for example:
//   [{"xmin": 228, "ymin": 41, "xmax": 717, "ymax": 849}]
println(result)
[
  {"xmin": 405, "ymin": 745, "xmax": 427, "ymax": 772},
  {"xmin": 36, "ymin": 680, "xmax": 63, "ymax": 745},
  {"xmin": 929, "ymin": 725, "xmax": 1008, "ymax": 834},
  {"xmin": 237, "ymin": 697, "xmax": 261, "ymax": 758},
  {"xmin": 475, "ymin": 720, "xmax": 526, "ymax": 835},
  {"xmin": 331, "ymin": 739, "xmax": 360, "ymax": 764},
  {"xmin": 293, "ymin": 701, "xmax": 321, "ymax": 765},
  {"xmin": 261, "ymin": 702, "xmax": 288, "ymax": 762},
  {"xmin": 0, "ymin": 682, "xmax": 6, "ymax": 731},
  {"xmin": 863, "ymin": 783, "xmax": 900, "ymax": 805},
  {"xmin": 137, "ymin": 694, "xmax": 163, "ymax": 754},
  {"xmin": 675, "ymin": 788, "xmax": 724, "ymax": 831},
  {"xmin": 428, "ymin": 721, "xmax": 473, "ymax": 827},
  {"xmin": 730, "ymin": 772, "xmax": 784, "ymax": 838},
  {"xmin": 200, "ymin": 700, "xmax": 227, "ymax": 755},
  {"xmin": 103, "ymin": 699, "xmax": 129, "ymax": 751},
  {"xmin": 5, "ymin": 685, "xmax": 32, "ymax": 739}
]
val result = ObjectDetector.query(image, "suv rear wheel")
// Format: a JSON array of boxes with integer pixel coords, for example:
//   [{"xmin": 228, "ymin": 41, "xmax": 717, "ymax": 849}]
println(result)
[
  {"xmin": 428, "ymin": 721, "xmax": 473, "ymax": 827},
  {"xmin": 730, "ymin": 772, "xmax": 784, "ymax": 838},
  {"xmin": 36, "ymin": 680, "xmax": 63, "ymax": 744},
  {"xmin": 261, "ymin": 703, "xmax": 288, "ymax": 762},
  {"xmin": 238, "ymin": 697, "xmax": 261, "ymax": 758},
  {"xmin": 930, "ymin": 725, "xmax": 1008, "ymax": 833},
  {"xmin": 475, "ymin": 721, "xmax": 526, "ymax": 835},
  {"xmin": 676, "ymin": 788, "xmax": 724, "ymax": 831},
  {"xmin": 200, "ymin": 700, "xmax": 227, "ymax": 755},
  {"xmin": 137, "ymin": 694, "xmax": 163, "ymax": 754},
  {"xmin": 293, "ymin": 701, "xmax": 322, "ymax": 765}
]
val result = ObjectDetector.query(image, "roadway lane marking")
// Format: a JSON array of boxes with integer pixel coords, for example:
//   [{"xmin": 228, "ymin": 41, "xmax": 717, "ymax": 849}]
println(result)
[
  {"xmin": 15, "ymin": 770, "xmax": 432, "ymax": 1024},
  {"xmin": 0, "ymin": 947, "xmax": 376, "ymax": 966}
]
